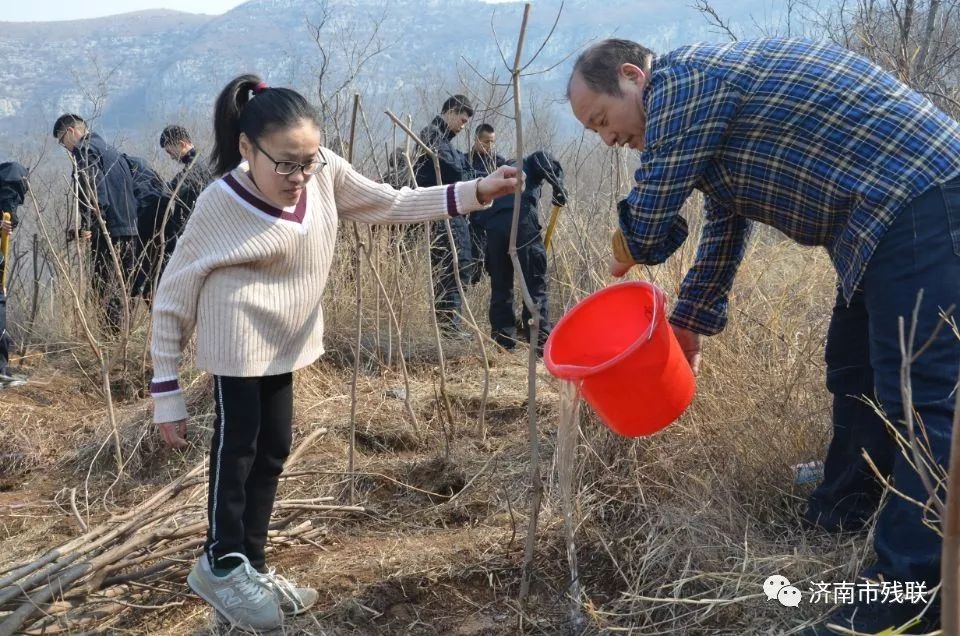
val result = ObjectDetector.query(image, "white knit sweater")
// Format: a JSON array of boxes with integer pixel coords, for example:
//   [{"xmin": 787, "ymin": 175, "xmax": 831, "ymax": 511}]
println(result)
[{"xmin": 151, "ymin": 149, "xmax": 487, "ymax": 423}]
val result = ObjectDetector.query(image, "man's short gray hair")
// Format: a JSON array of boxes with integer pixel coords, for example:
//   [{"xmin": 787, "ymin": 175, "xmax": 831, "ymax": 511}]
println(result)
[{"xmin": 567, "ymin": 39, "xmax": 655, "ymax": 98}]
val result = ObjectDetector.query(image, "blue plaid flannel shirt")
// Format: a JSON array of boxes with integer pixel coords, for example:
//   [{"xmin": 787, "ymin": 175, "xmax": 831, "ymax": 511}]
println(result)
[{"xmin": 620, "ymin": 38, "xmax": 960, "ymax": 335}]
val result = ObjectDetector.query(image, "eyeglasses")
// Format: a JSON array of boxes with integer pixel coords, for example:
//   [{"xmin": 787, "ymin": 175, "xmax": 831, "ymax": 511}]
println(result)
[{"xmin": 251, "ymin": 138, "xmax": 326, "ymax": 176}]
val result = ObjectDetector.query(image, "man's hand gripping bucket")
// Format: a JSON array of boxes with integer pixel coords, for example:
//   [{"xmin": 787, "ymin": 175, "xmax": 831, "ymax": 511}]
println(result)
[{"xmin": 543, "ymin": 281, "xmax": 696, "ymax": 436}]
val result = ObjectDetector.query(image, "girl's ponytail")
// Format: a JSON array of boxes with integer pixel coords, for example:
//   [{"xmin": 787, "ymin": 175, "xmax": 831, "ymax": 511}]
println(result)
[{"xmin": 211, "ymin": 74, "xmax": 262, "ymax": 176}]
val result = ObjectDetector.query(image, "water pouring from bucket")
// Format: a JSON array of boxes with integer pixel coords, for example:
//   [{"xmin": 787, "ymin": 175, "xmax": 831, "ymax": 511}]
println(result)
[{"xmin": 543, "ymin": 281, "xmax": 696, "ymax": 437}]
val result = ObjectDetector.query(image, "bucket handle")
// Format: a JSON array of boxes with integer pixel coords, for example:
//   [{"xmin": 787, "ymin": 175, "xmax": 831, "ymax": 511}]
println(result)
[
  {"xmin": 546, "ymin": 282, "xmax": 666, "ymax": 380},
  {"xmin": 644, "ymin": 284, "xmax": 663, "ymax": 344}
]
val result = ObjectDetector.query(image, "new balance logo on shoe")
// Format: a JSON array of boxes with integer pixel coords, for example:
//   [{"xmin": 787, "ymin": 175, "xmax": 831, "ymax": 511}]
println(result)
[
  {"xmin": 188, "ymin": 554, "xmax": 283, "ymax": 632},
  {"xmin": 215, "ymin": 587, "xmax": 243, "ymax": 608}
]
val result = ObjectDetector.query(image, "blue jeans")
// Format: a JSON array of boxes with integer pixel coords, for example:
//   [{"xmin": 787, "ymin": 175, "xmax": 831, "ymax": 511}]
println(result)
[{"xmin": 808, "ymin": 176, "xmax": 960, "ymax": 588}]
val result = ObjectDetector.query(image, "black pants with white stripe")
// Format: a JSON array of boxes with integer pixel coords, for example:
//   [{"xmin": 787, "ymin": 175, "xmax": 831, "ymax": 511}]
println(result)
[{"xmin": 205, "ymin": 373, "xmax": 293, "ymax": 571}]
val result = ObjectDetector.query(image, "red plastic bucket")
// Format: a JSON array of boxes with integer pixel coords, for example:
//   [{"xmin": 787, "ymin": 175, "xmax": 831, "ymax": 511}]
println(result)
[{"xmin": 543, "ymin": 282, "xmax": 696, "ymax": 437}]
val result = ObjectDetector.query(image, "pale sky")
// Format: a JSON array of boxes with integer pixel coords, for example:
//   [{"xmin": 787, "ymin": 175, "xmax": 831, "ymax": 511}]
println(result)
[
  {"xmin": 3, "ymin": 0, "xmax": 249, "ymax": 22},
  {"xmin": 4, "ymin": 0, "xmax": 519, "ymax": 23}
]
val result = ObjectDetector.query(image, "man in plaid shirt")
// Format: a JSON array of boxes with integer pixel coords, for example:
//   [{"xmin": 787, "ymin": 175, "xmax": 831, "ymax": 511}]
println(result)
[{"xmin": 568, "ymin": 38, "xmax": 960, "ymax": 634}]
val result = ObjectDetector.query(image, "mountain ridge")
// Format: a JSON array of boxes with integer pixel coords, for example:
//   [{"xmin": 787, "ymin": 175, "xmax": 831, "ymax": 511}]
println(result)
[{"xmin": 0, "ymin": 0, "xmax": 781, "ymax": 141}]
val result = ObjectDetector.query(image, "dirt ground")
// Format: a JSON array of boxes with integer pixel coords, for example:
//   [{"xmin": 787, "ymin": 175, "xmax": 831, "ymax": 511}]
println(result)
[
  {"xmin": 0, "ymin": 268, "xmax": 882, "ymax": 636},
  {"xmin": 0, "ymin": 344, "xmax": 600, "ymax": 635}
]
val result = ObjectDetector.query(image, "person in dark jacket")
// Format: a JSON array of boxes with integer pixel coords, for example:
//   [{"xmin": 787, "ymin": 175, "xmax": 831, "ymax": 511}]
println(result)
[
  {"xmin": 415, "ymin": 95, "xmax": 474, "ymax": 337},
  {"xmin": 466, "ymin": 123, "xmax": 508, "ymax": 283},
  {"xmin": 126, "ymin": 153, "xmax": 171, "ymax": 300},
  {"xmin": 54, "ymin": 114, "xmax": 139, "ymax": 334},
  {"xmin": 0, "ymin": 161, "xmax": 28, "ymax": 389},
  {"xmin": 160, "ymin": 125, "xmax": 213, "ymax": 250},
  {"xmin": 0, "ymin": 161, "xmax": 28, "ymax": 388},
  {"xmin": 133, "ymin": 125, "xmax": 214, "ymax": 302},
  {"xmin": 482, "ymin": 150, "xmax": 566, "ymax": 353}
]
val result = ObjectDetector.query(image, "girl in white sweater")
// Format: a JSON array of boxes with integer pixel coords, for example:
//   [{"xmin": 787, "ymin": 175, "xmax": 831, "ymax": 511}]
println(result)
[{"xmin": 150, "ymin": 74, "xmax": 516, "ymax": 632}]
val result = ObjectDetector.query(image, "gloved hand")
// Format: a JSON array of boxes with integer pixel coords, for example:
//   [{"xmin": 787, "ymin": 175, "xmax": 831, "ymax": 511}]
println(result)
[
  {"xmin": 551, "ymin": 189, "xmax": 567, "ymax": 207},
  {"xmin": 610, "ymin": 229, "xmax": 637, "ymax": 277}
]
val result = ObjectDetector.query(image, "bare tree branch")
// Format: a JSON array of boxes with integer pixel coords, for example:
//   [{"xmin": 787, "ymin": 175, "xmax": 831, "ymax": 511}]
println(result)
[
  {"xmin": 519, "ymin": 2, "xmax": 564, "ymax": 73},
  {"xmin": 692, "ymin": 0, "xmax": 740, "ymax": 41},
  {"xmin": 916, "ymin": 0, "xmax": 942, "ymax": 72}
]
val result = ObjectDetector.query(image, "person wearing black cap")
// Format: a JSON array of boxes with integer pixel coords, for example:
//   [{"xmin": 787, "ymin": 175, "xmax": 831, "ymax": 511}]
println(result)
[
  {"xmin": 415, "ymin": 94, "xmax": 475, "ymax": 338},
  {"xmin": 0, "ymin": 161, "xmax": 29, "ymax": 388}
]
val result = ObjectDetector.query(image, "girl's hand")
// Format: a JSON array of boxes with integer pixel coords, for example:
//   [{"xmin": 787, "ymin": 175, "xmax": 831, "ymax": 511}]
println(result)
[
  {"xmin": 476, "ymin": 166, "xmax": 520, "ymax": 204},
  {"xmin": 159, "ymin": 420, "xmax": 188, "ymax": 449}
]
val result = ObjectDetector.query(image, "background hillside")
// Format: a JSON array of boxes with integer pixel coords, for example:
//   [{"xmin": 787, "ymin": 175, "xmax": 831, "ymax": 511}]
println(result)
[{"xmin": 0, "ymin": 0, "xmax": 786, "ymax": 142}]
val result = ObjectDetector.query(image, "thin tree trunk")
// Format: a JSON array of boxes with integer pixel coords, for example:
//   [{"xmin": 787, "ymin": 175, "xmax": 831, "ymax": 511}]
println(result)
[
  {"xmin": 915, "ymin": 0, "xmax": 941, "ymax": 83},
  {"xmin": 27, "ymin": 233, "xmax": 40, "ymax": 351},
  {"xmin": 347, "ymin": 94, "xmax": 363, "ymax": 504},
  {"xmin": 943, "ymin": 372, "xmax": 960, "ymax": 636},
  {"xmin": 33, "ymin": 179, "xmax": 122, "ymax": 473},
  {"xmin": 385, "ymin": 110, "xmax": 492, "ymax": 437},
  {"xmin": 504, "ymin": 3, "xmax": 543, "ymax": 605}
]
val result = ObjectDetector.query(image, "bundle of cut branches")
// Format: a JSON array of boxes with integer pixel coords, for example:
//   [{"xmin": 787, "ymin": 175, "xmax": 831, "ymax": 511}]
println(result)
[{"xmin": 0, "ymin": 428, "xmax": 364, "ymax": 635}]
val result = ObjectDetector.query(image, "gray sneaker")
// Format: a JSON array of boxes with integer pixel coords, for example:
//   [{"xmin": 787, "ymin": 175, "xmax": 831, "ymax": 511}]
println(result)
[
  {"xmin": 257, "ymin": 568, "xmax": 318, "ymax": 616},
  {"xmin": 0, "ymin": 372, "xmax": 27, "ymax": 389},
  {"xmin": 187, "ymin": 553, "xmax": 283, "ymax": 633}
]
